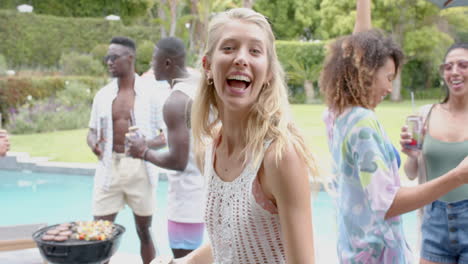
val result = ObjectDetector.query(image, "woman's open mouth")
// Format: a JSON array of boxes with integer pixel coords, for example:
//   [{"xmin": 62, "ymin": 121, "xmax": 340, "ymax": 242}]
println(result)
[{"xmin": 226, "ymin": 74, "xmax": 252, "ymax": 95}]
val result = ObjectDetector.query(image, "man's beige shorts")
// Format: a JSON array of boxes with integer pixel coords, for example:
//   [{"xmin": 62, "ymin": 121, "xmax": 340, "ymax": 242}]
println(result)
[{"xmin": 93, "ymin": 152, "xmax": 155, "ymax": 217}]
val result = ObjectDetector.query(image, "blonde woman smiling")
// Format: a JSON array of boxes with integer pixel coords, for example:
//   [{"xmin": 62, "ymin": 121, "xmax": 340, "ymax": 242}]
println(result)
[{"xmin": 153, "ymin": 7, "xmax": 321, "ymax": 264}]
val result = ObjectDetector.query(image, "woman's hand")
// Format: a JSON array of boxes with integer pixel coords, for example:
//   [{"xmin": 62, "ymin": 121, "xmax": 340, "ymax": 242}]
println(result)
[
  {"xmin": 151, "ymin": 256, "xmax": 173, "ymax": 264},
  {"xmin": 399, "ymin": 125, "xmax": 421, "ymax": 159},
  {"xmin": 171, "ymin": 257, "xmax": 190, "ymax": 264},
  {"xmin": 151, "ymin": 256, "xmax": 192, "ymax": 264},
  {"xmin": 0, "ymin": 129, "xmax": 10, "ymax": 156}
]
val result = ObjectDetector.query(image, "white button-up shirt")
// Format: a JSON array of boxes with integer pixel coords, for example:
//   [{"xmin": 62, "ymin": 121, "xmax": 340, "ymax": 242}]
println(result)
[{"xmin": 88, "ymin": 74, "xmax": 168, "ymax": 190}]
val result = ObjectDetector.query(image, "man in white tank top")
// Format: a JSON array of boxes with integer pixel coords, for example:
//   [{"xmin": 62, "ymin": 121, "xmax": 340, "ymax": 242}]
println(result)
[{"xmin": 127, "ymin": 37, "xmax": 205, "ymax": 259}]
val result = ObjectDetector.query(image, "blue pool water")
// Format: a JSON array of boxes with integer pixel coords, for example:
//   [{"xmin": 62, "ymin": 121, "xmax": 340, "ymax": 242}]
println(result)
[{"xmin": 1, "ymin": 169, "xmax": 418, "ymax": 260}]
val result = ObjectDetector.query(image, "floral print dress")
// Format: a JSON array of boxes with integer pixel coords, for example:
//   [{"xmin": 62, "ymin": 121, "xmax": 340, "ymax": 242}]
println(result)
[{"xmin": 324, "ymin": 107, "xmax": 413, "ymax": 264}]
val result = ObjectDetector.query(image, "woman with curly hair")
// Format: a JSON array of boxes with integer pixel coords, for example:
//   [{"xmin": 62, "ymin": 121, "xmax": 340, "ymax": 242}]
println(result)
[
  {"xmin": 321, "ymin": 0, "xmax": 468, "ymax": 263},
  {"xmin": 152, "ymin": 7, "xmax": 321, "ymax": 264}
]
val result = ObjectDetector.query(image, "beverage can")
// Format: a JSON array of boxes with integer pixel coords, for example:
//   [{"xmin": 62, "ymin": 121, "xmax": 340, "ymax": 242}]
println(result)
[
  {"xmin": 405, "ymin": 115, "xmax": 423, "ymax": 150},
  {"xmin": 99, "ymin": 116, "xmax": 108, "ymax": 152},
  {"xmin": 125, "ymin": 126, "xmax": 140, "ymax": 156},
  {"xmin": 128, "ymin": 126, "xmax": 139, "ymax": 133}
]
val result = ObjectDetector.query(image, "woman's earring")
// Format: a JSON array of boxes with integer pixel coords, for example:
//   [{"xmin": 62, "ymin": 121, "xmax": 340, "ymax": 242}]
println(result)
[{"xmin": 207, "ymin": 78, "xmax": 214, "ymax": 86}]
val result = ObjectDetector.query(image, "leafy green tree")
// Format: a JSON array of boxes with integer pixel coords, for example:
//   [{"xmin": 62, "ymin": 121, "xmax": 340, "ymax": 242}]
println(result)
[
  {"xmin": 287, "ymin": 60, "xmax": 322, "ymax": 103},
  {"xmin": 153, "ymin": 0, "xmax": 193, "ymax": 39},
  {"xmin": 135, "ymin": 40, "xmax": 155, "ymax": 74},
  {"xmin": 187, "ymin": 0, "xmax": 238, "ymax": 59},
  {"xmin": 276, "ymin": 41, "xmax": 325, "ymax": 103},
  {"xmin": 440, "ymin": 7, "xmax": 468, "ymax": 42},
  {"xmin": 318, "ymin": 0, "xmax": 454, "ymax": 101},
  {"xmin": 254, "ymin": 0, "xmax": 321, "ymax": 40}
]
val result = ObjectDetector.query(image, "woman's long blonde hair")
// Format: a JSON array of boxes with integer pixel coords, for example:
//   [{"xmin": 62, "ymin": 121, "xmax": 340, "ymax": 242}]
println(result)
[{"xmin": 192, "ymin": 8, "xmax": 319, "ymax": 180}]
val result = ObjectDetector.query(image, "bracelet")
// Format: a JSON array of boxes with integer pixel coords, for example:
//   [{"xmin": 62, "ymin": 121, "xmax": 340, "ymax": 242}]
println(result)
[{"xmin": 141, "ymin": 147, "xmax": 150, "ymax": 161}]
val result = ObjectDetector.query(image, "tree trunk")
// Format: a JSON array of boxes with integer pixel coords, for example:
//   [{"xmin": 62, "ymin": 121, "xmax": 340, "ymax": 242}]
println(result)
[
  {"xmin": 189, "ymin": 0, "xmax": 207, "ymax": 58},
  {"xmin": 304, "ymin": 79, "xmax": 315, "ymax": 104},
  {"xmin": 189, "ymin": 0, "xmax": 201, "ymax": 54},
  {"xmin": 158, "ymin": 0, "xmax": 168, "ymax": 38},
  {"xmin": 390, "ymin": 15, "xmax": 405, "ymax": 102},
  {"xmin": 391, "ymin": 73, "xmax": 402, "ymax": 101},
  {"xmin": 242, "ymin": 0, "xmax": 255, "ymax": 8},
  {"xmin": 169, "ymin": 0, "xmax": 177, "ymax": 36}
]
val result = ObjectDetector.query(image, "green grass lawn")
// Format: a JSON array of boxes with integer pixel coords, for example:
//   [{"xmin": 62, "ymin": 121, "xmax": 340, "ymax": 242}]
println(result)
[
  {"xmin": 10, "ymin": 100, "xmax": 434, "ymax": 168},
  {"xmin": 10, "ymin": 128, "xmax": 96, "ymax": 163}
]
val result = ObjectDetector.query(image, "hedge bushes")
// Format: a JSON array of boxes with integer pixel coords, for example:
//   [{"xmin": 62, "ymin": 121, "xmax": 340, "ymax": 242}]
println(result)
[
  {"xmin": 59, "ymin": 52, "xmax": 106, "ymax": 76},
  {"xmin": 0, "ymin": 76, "xmax": 107, "ymax": 122},
  {"xmin": 0, "ymin": 54, "xmax": 7, "ymax": 75},
  {"xmin": 6, "ymin": 81, "xmax": 94, "ymax": 134},
  {"xmin": 401, "ymin": 87, "xmax": 445, "ymax": 101},
  {"xmin": 0, "ymin": 10, "xmax": 158, "ymax": 69},
  {"xmin": 0, "ymin": 7, "xmax": 447, "ymax": 105},
  {"xmin": 0, "ymin": 0, "xmax": 151, "ymax": 23},
  {"xmin": 0, "ymin": 0, "xmax": 153, "ymax": 22},
  {"xmin": 135, "ymin": 40, "xmax": 154, "ymax": 74}
]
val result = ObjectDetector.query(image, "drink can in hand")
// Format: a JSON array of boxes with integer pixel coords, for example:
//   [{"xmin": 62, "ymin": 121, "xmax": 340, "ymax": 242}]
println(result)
[
  {"xmin": 405, "ymin": 115, "xmax": 423, "ymax": 150},
  {"xmin": 125, "ymin": 126, "xmax": 140, "ymax": 156},
  {"xmin": 99, "ymin": 116, "xmax": 108, "ymax": 152}
]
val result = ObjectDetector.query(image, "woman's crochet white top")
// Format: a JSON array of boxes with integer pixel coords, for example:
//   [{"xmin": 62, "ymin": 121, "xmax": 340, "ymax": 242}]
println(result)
[{"xmin": 204, "ymin": 141, "xmax": 286, "ymax": 264}]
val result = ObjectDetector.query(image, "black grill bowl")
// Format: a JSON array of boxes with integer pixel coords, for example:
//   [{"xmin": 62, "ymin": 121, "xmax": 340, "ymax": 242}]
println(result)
[{"xmin": 32, "ymin": 223, "xmax": 125, "ymax": 264}]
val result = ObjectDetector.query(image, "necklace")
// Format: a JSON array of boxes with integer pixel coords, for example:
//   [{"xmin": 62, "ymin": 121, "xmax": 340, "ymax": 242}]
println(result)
[{"xmin": 215, "ymin": 146, "xmax": 244, "ymax": 175}]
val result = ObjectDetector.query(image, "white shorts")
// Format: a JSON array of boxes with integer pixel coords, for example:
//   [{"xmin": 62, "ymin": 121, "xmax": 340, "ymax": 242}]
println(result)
[{"xmin": 93, "ymin": 152, "xmax": 154, "ymax": 216}]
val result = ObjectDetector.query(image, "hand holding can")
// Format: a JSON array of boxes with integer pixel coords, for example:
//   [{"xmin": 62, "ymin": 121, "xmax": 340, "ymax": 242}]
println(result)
[
  {"xmin": 125, "ymin": 126, "xmax": 140, "ymax": 156},
  {"xmin": 98, "ymin": 116, "xmax": 108, "ymax": 155},
  {"xmin": 404, "ymin": 115, "xmax": 423, "ymax": 150}
]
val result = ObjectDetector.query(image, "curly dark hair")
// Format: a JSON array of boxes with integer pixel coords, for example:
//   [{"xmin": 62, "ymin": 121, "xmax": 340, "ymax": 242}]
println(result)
[{"xmin": 320, "ymin": 29, "xmax": 404, "ymax": 115}]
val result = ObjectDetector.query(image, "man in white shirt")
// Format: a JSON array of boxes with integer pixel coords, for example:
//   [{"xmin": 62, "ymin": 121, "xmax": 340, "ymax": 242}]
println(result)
[
  {"xmin": 86, "ymin": 36, "xmax": 166, "ymax": 264},
  {"xmin": 128, "ymin": 37, "xmax": 205, "ymax": 258}
]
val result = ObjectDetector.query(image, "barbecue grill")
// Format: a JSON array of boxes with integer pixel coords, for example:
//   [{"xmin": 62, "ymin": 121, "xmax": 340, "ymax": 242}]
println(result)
[{"xmin": 32, "ymin": 223, "xmax": 125, "ymax": 264}]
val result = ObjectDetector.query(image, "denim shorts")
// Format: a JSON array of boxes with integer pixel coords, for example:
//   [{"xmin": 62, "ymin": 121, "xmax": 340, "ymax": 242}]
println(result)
[{"xmin": 421, "ymin": 199, "xmax": 468, "ymax": 264}]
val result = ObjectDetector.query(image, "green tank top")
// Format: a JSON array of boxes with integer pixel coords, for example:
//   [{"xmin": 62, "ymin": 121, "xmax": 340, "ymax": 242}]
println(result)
[{"xmin": 423, "ymin": 133, "xmax": 468, "ymax": 202}]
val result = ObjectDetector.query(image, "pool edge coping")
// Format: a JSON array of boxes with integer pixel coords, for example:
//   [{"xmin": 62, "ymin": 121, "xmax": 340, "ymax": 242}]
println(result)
[
  {"xmin": 0, "ymin": 152, "xmax": 96, "ymax": 176},
  {"xmin": 0, "ymin": 152, "xmax": 171, "ymax": 180}
]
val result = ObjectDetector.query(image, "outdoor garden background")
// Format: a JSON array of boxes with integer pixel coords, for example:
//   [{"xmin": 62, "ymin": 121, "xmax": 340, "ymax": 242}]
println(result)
[{"xmin": 0, "ymin": 0, "xmax": 466, "ymax": 175}]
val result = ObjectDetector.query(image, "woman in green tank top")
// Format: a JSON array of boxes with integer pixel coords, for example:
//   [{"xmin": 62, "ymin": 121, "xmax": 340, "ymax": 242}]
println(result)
[{"xmin": 401, "ymin": 43, "xmax": 468, "ymax": 264}]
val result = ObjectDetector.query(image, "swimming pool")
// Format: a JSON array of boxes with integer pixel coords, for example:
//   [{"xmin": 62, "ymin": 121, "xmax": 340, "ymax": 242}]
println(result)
[{"xmin": 1, "ymin": 170, "xmax": 418, "ymax": 261}]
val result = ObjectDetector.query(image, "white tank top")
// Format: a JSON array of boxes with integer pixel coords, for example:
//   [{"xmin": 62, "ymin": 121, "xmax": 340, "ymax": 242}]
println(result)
[
  {"xmin": 166, "ymin": 78, "xmax": 205, "ymax": 223},
  {"xmin": 204, "ymin": 140, "xmax": 286, "ymax": 263}
]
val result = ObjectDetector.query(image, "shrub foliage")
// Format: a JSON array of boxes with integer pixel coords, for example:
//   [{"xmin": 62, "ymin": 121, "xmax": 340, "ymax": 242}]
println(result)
[
  {"xmin": 0, "ymin": 10, "xmax": 158, "ymax": 68},
  {"xmin": 0, "ymin": 76, "xmax": 107, "ymax": 122},
  {"xmin": 6, "ymin": 81, "xmax": 95, "ymax": 134},
  {"xmin": 59, "ymin": 52, "xmax": 106, "ymax": 76}
]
